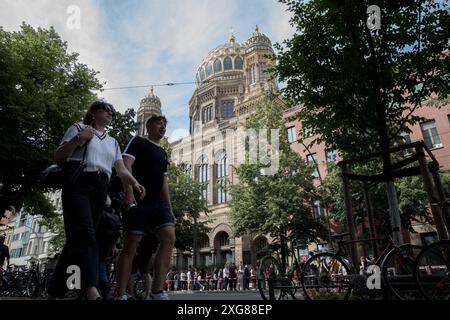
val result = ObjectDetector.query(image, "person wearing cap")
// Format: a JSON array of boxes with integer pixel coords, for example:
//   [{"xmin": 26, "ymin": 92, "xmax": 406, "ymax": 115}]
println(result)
[
  {"xmin": 47, "ymin": 101, "xmax": 145, "ymax": 301},
  {"xmin": 115, "ymin": 114, "xmax": 175, "ymax": 300},
  {"xmin": 0, "ymin": 234, "xmax": 9, "ymax": 271}
]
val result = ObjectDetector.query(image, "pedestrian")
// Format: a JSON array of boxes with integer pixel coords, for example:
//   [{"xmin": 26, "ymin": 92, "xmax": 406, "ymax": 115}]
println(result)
[
  {"xmin": 115, "ymin": 114, "xmax": 176, "ymax": 300},
  {"xmin": 244, "ymin": 265, "xmax": 250, "ymax": 290},
  {"xmin": 0, "ymin": 234, "xmax": 10, "ymax": 271},
  {"xmin": 47, "ymin": 100, "xmax": 145, "ymax": 300}
]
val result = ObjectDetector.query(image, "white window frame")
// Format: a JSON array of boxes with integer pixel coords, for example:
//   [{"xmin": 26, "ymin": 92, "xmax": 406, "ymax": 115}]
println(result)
[
  {"xmin": 421, "ymin": 120, "xmax": 442, "ymax": 149},
  {"xmin": 287, "ymin": 126, "xmax": 296, "ymax": 144}
]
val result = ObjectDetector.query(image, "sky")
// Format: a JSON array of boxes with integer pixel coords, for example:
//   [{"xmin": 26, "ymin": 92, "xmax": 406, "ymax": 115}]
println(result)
[{"xmin": 0, "ymin": 0, "xmax": 294, "ymax": 141}]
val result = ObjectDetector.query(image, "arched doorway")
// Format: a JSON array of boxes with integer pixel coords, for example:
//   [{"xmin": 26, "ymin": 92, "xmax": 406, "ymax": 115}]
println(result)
[{"xmin": 214, "ymin": 231, "xmax": 232, "ymax": 266}]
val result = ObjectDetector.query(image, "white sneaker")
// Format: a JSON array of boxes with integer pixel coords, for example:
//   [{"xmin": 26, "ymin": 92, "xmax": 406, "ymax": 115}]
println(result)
[
  {"xmin": 114, "ymin": 294, "xmax": 128, "ymax": 301},
  {"xmin": 151, "ymin": 291, "xmax": 169, "ymax": 300}
]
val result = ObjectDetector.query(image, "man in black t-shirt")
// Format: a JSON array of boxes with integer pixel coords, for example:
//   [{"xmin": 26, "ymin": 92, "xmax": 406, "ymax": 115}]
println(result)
[
  {"xmin": 115, "ymin": 114, "xmax": 175, "ymax": 301},
  {"xmin": 0, "ymin": 235, "xmax": 10, "ymax": 270}
]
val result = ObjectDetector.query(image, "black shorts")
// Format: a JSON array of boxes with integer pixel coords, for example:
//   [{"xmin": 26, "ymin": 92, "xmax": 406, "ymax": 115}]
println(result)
[{"xmin": 122, "ymin": 201, "xmax": 174, "ymax": 235}]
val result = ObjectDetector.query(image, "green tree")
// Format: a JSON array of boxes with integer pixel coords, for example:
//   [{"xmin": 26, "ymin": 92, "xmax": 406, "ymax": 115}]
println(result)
[
  {"xmin": 0, "ymin": 24, "xmax": 102, "ymax": 216},
  {"xmin": 275, "ymin": 0, "xmax": 449, "ymax": 244},
  {"xmin": 320, "ymin": 165, "xmax": 450, "ymax": 234},
  {"xmin": 168, "ymin": 164, "xmax": 211, "ymax": 251},
  {"xmin": 229, "ymin": 96, "xmax": 327, "ymax": 242},
  {"xmin": 108, "ymin": 108, "xmax": 137, "ymax": 150}
]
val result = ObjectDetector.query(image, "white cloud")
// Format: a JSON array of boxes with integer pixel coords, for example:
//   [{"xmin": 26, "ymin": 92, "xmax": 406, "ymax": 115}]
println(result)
[{"xmin": 0, "ymin": 0, "xmax": 132, "ymax": 109}]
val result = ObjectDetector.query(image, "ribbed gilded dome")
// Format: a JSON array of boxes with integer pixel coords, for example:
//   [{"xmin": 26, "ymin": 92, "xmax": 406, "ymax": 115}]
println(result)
[
  {"xmin": 196, "ymin": 33, "xmax": 245, "ymax": 86},
  {"xmin": 245, "ymin": 25, "xmax": 272, "ymax": 48},
  {"xmin": 139, "ymin": 87, "xmax": 161, "ymax": 115}
]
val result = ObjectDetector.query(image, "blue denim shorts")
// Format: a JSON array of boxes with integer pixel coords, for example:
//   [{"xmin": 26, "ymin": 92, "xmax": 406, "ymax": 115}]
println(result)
[{"xmin": 122, "ymin": 201, "xmax": 174, "ymax": 235}]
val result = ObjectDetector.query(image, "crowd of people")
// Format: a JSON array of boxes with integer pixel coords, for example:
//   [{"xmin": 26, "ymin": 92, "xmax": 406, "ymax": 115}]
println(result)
[{"xmin": 161, "ymin": 264, "xmax": 259, "ymax": 292}]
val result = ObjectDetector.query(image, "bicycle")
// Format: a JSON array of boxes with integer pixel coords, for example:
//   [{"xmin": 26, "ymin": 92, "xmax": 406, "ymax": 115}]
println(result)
[
  {"xmin": 301, "ymin": 232, "xmax": 422, "ymax": 300},
  {"xmin": 257, "ymin": 233, "xmax": 306, "ymax": 300},
  {"xmin": 414, "ymin": 240, "xmax": 450, "ymax": 300},
  {"xmin": 413, "ymin": 199, "xmax": 450, "ymax": 300}
]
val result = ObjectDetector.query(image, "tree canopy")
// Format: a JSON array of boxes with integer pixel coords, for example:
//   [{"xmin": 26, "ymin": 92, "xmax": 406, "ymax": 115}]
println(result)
[
  {"xmin": 275, "ymin": 0, "xmax": 449, "ymax": 245},
  {"xmin": 0, "ymin": 24, "xmax": 102, "ymax": 216},
  {"xmin": 229, "ymin": 96, "xmax": 327, "ymax": 242},
  {"xmin": 275, "ymin": 0, "xmax": 449, "ymax": 157},
  {"xmin": 108, "ymin": 108, "xmax": 137, "ymax": 150}
]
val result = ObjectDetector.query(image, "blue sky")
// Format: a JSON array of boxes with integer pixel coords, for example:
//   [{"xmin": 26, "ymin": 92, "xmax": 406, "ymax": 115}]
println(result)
[{"xmin": 0, "ymin": 0, "xmax": 294, "ymax": 141}]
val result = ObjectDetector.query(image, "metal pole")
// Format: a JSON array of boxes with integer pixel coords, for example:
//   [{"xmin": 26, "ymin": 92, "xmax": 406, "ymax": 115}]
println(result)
[
  {"xmin": 415, "ymin": 146, "xmax": 449, "ymax": 240},
  {"xmin": 363, "ymin": 182, "xmax": 379, "ymax": 259},
  {"xmin": 340, "ymin": 164, "xmax": 358, "ymax": 267},
  {"xmin": 429, "ymin": 161, "xmax": 450, "ymax": 234}
]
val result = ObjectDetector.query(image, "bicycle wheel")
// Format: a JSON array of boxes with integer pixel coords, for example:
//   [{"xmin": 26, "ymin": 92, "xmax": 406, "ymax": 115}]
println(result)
[
  {"xmin": 257, "ymin": 256, "xmax": 284, "ymax": 300},
  {"xmin": 414, "ymin": 240, "xmax": 450, "ymax": 300},
  {"xmin": 301, "ymin": 252, "xmax": 352, "ymax": 300},
  {"xmin": 381, "ymin": 244, "xmax": 422, "ymax": 300},
  {"xmin": 26, "ymin": 273, "xmax": 40, "ymax": 298}
]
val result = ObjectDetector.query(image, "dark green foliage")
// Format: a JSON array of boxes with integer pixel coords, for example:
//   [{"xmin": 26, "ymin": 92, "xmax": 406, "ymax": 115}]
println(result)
[
  {"xmin": 0, "ymin": 24, "xmax": 102, "ymax": 216},
  {"xmin": 229, "ymin": 96, "xmax": 327, "ymax": 242}
]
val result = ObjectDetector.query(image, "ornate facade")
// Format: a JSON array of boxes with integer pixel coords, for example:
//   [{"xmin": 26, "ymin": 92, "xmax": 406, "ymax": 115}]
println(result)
[{"xmin": 167, "ymin": 27, "xmax": 286, "ymax": 269}]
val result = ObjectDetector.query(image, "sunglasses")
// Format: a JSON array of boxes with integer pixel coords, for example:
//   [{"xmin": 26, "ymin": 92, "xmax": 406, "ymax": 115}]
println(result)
[{"xmin": 99, "ymin": 104, "xmax": 116, "ymax": 114}]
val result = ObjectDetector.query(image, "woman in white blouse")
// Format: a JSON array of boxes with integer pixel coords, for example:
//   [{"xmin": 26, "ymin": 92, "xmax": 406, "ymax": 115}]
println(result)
[{"xmin": 47, "ymin": 101, "xmax": 145, "ymax": 300}]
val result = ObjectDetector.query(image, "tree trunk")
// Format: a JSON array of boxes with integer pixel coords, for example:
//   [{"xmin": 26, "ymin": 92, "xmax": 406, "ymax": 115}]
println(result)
[{"xmin": 386, "ymin": 181, "xmax": 404, "ymax": 245}]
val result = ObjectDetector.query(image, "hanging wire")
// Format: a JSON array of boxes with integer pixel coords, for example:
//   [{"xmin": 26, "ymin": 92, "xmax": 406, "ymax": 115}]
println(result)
[
  {"xmin": 100, "ymin": 79, "xmax": 229, "ymax": 91},
  {"xmin": 102, "ymin": 79, "xmax": 218, "ymax": 91}
]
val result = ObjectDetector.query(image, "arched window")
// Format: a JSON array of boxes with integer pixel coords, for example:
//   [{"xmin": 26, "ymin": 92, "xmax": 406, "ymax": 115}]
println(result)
[
  {"xmin": 216, "ymin": 150, "xmax": 229, "ymax": 178},
  {"xmin": 200, "ymin": 69, "xmax": 206, "ymax": 81},
  {"xmin": 249, "ymin": 64, "xmax": 256, "ymax": 84},
  {"xmin": 206, "ymin": 62, "xmax": 213, "ymax": 77},
  {"xmin": 234, "ymin": 56, "xmax": 243, "ymax": 69},
  {"xmin": 214, "ymin": 59, "xmax": 222, "ymax": 73},
  {"xmin": 218, "ymin": 232, "xmax": 230, "ymax": 247},
  {"xmin": 202, "ymin": 105, "xmax": 213, "ymax": 123},
  {"xmin": 197, "ymin": 155, "xmax": 210, "ymax": 205},
  {"xmin": 259, "ymin": 63, "xmax": 267, "ymax": 81},
  {"xmin": 216, "ymin": 150, "xmax": 229, "ymax": 204},
  {"xmin": 223, "ymin": 56, "xmax": 232, "ymax": 70}
]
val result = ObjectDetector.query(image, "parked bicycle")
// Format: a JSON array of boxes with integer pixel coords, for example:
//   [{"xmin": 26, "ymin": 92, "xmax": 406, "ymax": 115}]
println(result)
[
  {"xmin": 413, "ymin": 200, "xmax": 450, "ymax": 300},
  {"xmin": 257, "ymin": 232, "xmax": 307, "ymax": 300},
  {"xmin": 301, "ymin": 232, "xmax": 422, "ymax": 300}
]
